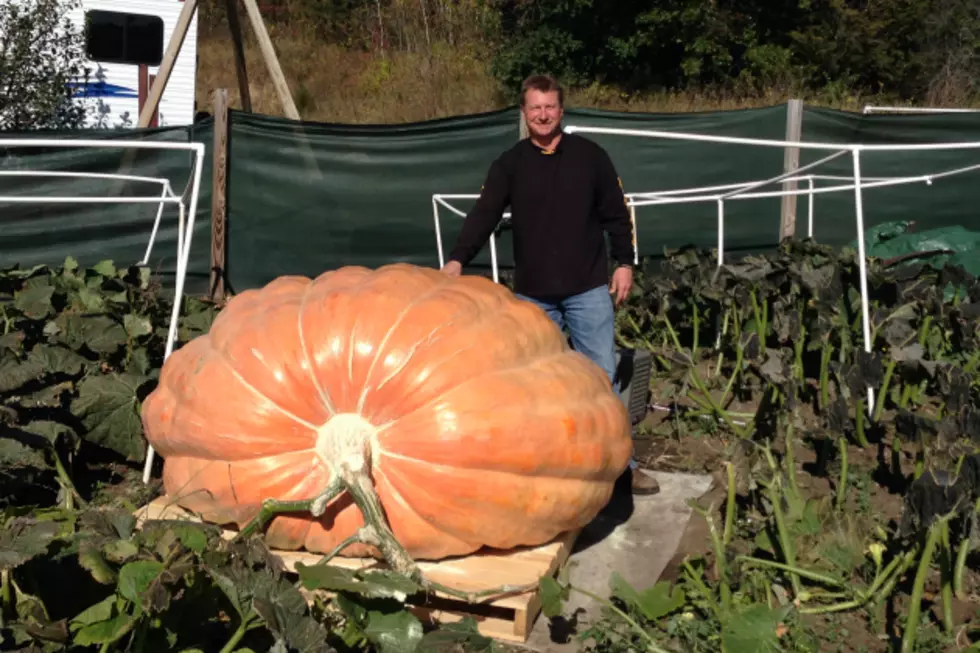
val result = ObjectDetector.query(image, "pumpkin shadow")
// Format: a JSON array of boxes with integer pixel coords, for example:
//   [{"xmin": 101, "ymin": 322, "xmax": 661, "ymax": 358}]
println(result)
[{"xmin": 573, "ymin": 467, "xmax": 634, "ymax": 553}]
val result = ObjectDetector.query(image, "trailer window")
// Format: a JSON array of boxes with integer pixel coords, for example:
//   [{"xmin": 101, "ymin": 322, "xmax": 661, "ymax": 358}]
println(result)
[{"xmin": 84, "ymin": 10, "xmax": 165, "ymax": 66}]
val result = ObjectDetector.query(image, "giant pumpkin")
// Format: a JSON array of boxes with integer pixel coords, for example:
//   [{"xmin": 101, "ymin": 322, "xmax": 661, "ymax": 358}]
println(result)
[{"xmin": 142, "ymin": 263, "xmax": 632, "ymax": 561}]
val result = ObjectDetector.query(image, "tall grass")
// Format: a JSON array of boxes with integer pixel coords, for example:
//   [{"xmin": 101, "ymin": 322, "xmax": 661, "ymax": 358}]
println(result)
[{"xmin": 194, "ymin": 5, "xmax": 908, "ymax": 124}]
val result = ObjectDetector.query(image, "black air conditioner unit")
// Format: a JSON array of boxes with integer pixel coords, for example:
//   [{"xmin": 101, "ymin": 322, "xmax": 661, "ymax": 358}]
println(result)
[{"xmin": 615, "ymin": 347, "xmax": 652, "ymax": 427}]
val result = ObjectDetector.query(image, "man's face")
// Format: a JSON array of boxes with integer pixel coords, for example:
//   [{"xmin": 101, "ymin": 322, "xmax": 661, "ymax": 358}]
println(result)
[{"xmin": 522, "ymin": 89, "xmax": 563, "ymax": 140}]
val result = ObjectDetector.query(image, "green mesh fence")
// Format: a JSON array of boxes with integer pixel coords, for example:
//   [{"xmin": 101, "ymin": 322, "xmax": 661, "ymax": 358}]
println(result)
[
  {"xmin": 792, "ymin": 107, "xmax": 980, "ymax": 250},
  {"xmin": 0, "ymin": 123, "xmax": 213, "ymax": 295},
  {"xmin": 222, "ymin": 107, "xmax": 519, "ymax": 293},
  {"xmin": 3, "ymin": 102, "xmax": 979, "ymax": 295}
]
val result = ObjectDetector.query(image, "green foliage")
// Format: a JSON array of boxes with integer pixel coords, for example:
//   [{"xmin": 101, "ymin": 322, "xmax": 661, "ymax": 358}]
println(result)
[
  {"xmin": 0, "ymin": 0, "xmax": 91, "ymax": 130},
  {"xmin": 617, "ymin": 238, "xmax": 980, "ymax": 456},
  {"xmin": 565, "ymin": 236, "xmax": 980, "ymax": 650},
  {"xmin": 0, "ymin": 257, "xmax": 218, "ymax": 510},
  {"xmin": 194, "ymin": 0, "xmax": 980, "ymax": 106},
  {"xmin": 0, "ymin": 502, "xmax": 494, "ymax": 652},
  {"xmin": 487, "ymin": 0, "xmax": 980, "ymax": 102}
]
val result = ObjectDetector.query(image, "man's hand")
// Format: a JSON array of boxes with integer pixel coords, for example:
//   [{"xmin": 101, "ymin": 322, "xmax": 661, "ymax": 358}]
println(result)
[
  {"xmin": 609, "ymin": 265, "xmax": 633, "ymax": 306},
  {"xmin": 441, "ymin": 260, "xmax": 462, "ymax": 277}
]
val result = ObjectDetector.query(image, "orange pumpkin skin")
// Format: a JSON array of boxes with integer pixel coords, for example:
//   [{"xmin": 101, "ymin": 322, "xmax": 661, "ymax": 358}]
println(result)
[{"xmin": 142, "ymin": 263, "xmax": 633, "ymax": 560}]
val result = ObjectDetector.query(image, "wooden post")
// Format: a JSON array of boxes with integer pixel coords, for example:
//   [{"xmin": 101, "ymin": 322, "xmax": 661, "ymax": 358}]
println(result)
[
  {"xmin": 779, "ymin": 98, "xmax": 804, "ymax": 241},
  {"xmin": 225, "ymin": 0, "xmax": 252, "ymax": 112},
  {"xmin": 519, "ymin": 109, "xmax": 528, "ymax": 140},
  {"xmin": 138, "ymin": 0, "xmax": 199, "ymax": 127},
  {"xmin": 239, "ymin": 0, "xmax": 301, "ymax": 120},
  {"xmin": 210, "ymin": 89, "xmax": 230, "ymax": 301}
]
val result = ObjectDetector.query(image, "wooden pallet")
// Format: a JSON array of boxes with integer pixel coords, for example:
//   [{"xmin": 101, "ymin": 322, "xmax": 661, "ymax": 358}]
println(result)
[{"xmin": 134, "ymin": 496, "xmax": 579, "ymax": 643}]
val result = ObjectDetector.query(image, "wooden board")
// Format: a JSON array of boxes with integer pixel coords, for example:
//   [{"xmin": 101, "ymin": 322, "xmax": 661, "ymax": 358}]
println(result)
[{"xmin": 134, "ymin": 496, "xmax": 579, "ymax": 642}]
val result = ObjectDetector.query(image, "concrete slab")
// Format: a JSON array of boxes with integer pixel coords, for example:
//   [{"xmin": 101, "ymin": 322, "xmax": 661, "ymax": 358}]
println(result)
[{"xmin": 523, "ymin": 469, "xmax": 714, "ymax": 652}]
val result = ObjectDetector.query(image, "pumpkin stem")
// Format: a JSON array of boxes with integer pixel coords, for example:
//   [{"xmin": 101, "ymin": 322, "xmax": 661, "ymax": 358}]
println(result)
[
  {"xmin": 338, "ymin": 464, "xmax": 417, "ymax": 576},
  {"xmin": 340, "ymin": 465, "xmax": 542, "ymax": 603},
  {"xmin": 235, "ymin": 454, "xmax": 541, "ymax": 605},
  {"xmin": 236, "ymin": 476, "xmax": 344, "ymax": 540}
]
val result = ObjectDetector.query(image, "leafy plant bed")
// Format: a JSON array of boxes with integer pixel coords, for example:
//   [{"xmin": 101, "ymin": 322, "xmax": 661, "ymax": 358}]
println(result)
[
  {"xmin": 136, "ymin": 496, "xmax": 580, "ymax": 644},
  {"xmin": 4, "ymin": 239, "xmax": 980, "ymax": 653},
  {"xmin": 541, "ymin": 239, "xmax": 980, "ymax": 652}
]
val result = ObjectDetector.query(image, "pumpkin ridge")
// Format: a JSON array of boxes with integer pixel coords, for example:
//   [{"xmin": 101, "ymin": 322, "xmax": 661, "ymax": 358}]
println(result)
[
  {"xmin": 164, "ymin": 457, "xmax": 226, "ymax": 503},
  {"xmin": 371, "ymin": 465, "xmax": 467, "ymax": 549},
  {"xmin": 297, "ymin": 277, "xmax": 337, "ymax": 416},
  {"xmin": 371, "ymin": 348, "xmax": 572, "ymax": 434},
  {"xmin": 353, "ymin": 274, "xmax": 455, "ymax": 414},
  {"xmin": 362, "ymin": 311, "xmax": 496, "ymax": 409},
  {"xmin": 374, "ymin": 434, "xmax": 618, "ymax": 480},
  {"xmin": 377, "ymin": 454, "xmax": 596, "ymax": 548},
  {"xmin": 213, "ymin": 345, "xmax": 319, "ymax": 433}
]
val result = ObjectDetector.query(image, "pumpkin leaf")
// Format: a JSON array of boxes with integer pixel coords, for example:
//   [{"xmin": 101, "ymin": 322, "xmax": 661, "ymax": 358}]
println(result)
[
  {"xmin": 0, "ymin": 517, "xmax": 61, "ymax": 570},
  {"xmin": 28, "ymin": 344, "xmax": 88, "ymax": 377},
  {"xmin": 70, "ymin": 595, "xmax": 116, "ymax": 629},
  {"xmin": 72, "ymin": 611, "xmax": 135, "ymax": 646},
  {"xmin": 0, "ymin": 330, "xmax": 25, "ymax": 355},
  {"xmin": 126, "ymin": 347, "xmax": 153, "ymax": 377},
  {"xmin": 0, "ymin": 432, "xmax": 49, "ymax": 470},
  {"xmin": 249, "ymin": 571, "xmax": 333, "ymax": 653},
  {"xmin": 721, "ymin": 604, "xmax": 792, "ymax": 653},
  {"xmin": 72, "ymin": 373, "xmax": 151, "ymax": 461},
  {"xmin": 117, "ymin": 559, "xmax": 164, "ymax": 604},
  {"xmin": 169, "ymin": 523, "xmax": 209, "ymax": 554},
  {"xmin": 13, "ymin": 281, "xmax": 55, "ymax": 319},
  {"xmin": 0, "ymin": 352, "xmax": 45, "ymax": 394},
  {"xmin": 363, "ymin": 610, "xmax": 424, "ymax": 653},
  {"xmin": 295, "ymin": 563, "xmax": 422, "ymax": 601},
  {"xmin": 90, "ymin": 260, "xmax": 116, "ymax": 278},
  {"xmin": 50, "ymin": 313, "xmax": 128, "ymax": 355},
  {"xmin": 76, "ymin": 287, "xmax": 107, "ymax": 312},
  {"xmin": 78, "ymin": 542, "xmax": 118, "ymax": 585},
  {"xmin": 102, "ymin": 539, "xmax": 139, "ymax": 564},
  {"xmin": 123, "ymin": 314, "xmax": 153, "ymax": 339},
  {"xmin": 418, "ymin": 617, "xmax": 493, "ymax": 652},
  {"xmin": 609, "ymin": 573, "xmax": 685, "ymax": 621},
  {"xmin": 538, "ymin": 576, "xmax": 568, "ymax": 618},
  {"xmin": 179, "ymin": 301, "xmax": 218, "ymax": 340}
]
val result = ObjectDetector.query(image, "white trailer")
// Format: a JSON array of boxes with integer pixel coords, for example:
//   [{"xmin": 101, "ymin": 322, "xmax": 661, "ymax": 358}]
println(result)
[{"xmin": 68, "ymin": 0, "xmax": 198, "ymax": 128}]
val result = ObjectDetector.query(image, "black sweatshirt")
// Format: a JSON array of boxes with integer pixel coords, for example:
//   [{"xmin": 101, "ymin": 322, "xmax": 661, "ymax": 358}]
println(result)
[{"xmin": 447, "ymin": 132, "xmax": 634, "ymax": 298}]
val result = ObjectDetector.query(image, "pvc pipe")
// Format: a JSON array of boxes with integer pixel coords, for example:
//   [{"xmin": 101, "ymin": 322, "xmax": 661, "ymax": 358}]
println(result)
[
  {"xmin": 851, "ymin": 149, "xmax": 876, "ymax": 416},
  {"xmin": 564, "ymin": 125, "xmax": 980, "ymax": 152},
  {"xmin": 142, "ymin": 145, "xmax": 205, "ymax": 484}
]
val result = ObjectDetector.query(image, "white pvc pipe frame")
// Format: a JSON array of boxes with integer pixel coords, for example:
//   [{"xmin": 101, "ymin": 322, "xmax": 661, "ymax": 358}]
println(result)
[
  {"xmin": 0, "ymin": 138, "xmax": 205, "ymax": 484},
  {"xmin": 431, "ymin": 197, "xmax": 640, "ymax": 283},
  {"xmin": 0, "ymin": 170, "xmax": 181, "ymax": 266},
  {"xmin": 572, "ymin": 124, "xmax": 980, "ymax": 417},
  {"xmin": 433, "ymin": 125, "xmax": 980, "ymax": 418},
  {"xmin": 863, "ymin": 105, "xmax": 980, "ymax": 114},
  {"xmin": 434, "ymin": 160, "xmax": 980, "ymax": 275}
]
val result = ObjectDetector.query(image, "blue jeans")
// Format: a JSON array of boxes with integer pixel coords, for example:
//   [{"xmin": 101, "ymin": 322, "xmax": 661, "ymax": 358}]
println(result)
[{"xmin": 516, "ymin": 284, "xmax": 638, "ymax": 470}]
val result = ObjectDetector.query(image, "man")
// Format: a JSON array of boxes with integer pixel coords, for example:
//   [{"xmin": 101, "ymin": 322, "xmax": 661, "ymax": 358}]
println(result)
[{"xmin": 440, "ymin": 74, "xmax": 659, "ymax": 496}]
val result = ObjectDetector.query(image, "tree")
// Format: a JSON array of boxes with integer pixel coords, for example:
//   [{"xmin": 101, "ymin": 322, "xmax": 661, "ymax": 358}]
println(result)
[{"xmin": 0, "ymin": 0, "xmax": 91, "ymax": 131}]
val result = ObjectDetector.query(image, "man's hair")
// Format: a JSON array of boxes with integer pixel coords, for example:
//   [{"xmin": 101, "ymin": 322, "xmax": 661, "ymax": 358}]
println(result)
[{"xmin": 520, "ymin": 74, "xmax": 564, "ymax": 107}]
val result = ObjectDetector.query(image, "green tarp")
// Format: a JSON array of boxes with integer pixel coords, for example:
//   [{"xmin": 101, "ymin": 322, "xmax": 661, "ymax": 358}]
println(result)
[
  {"xmin": 560, "ymin": 105, "xmax": 789, "ymax": 260},
  {"xmin": 2, "ymin": 101, "xmax": 979, "ymax": 295},
  {"xmin": 795, "ymin": 107, "xmax": 980, "ymax": 249},
  {"xmin": 0, "ymin": 124, "xmax": 213, "ymax": 295},
  {"xmin": 861, "ymin": 220, "xmax": 980, "ymax": 279},
  {"xmin": 223, "ymin": 107, "xmax": 519, "ymax": 293}
]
